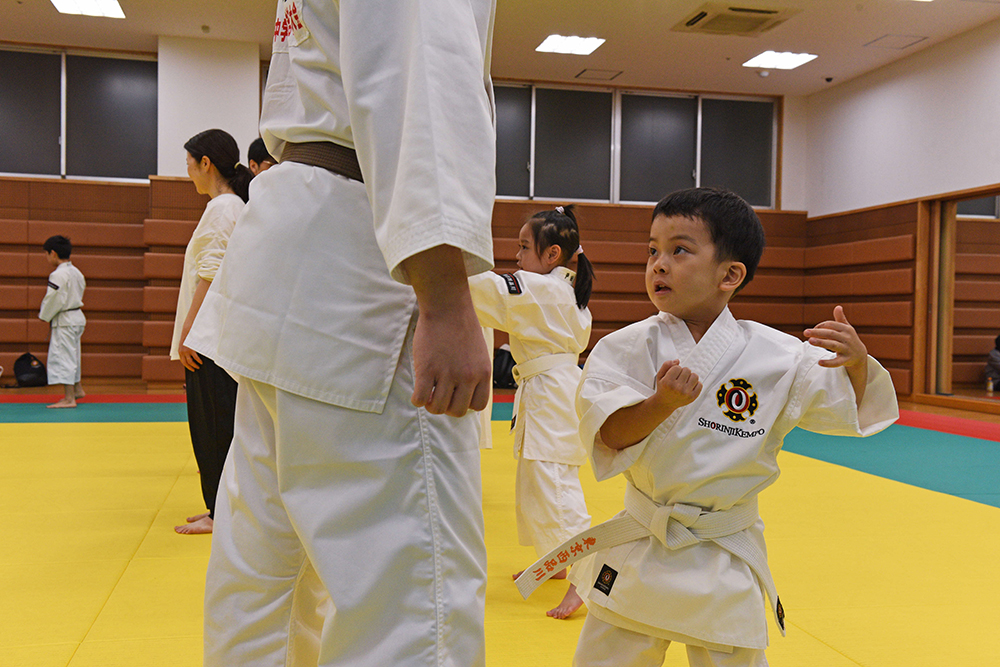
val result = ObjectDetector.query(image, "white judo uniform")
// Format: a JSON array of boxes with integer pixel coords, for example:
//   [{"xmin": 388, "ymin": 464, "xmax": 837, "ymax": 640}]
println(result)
[
  {"xmin": 468, "ymin": 267, "xmax": 592, "ymax": 555},
  {"xmin": 185, "ymin": 0, "xmax": 497, "ymax": 665},
  {"xmin": 39, "ymin": 261, "xmax": 86, "ymax": 386},
  {"xmin": 570, "ymin": 307, "xmax": 898, "ymax": 661}
]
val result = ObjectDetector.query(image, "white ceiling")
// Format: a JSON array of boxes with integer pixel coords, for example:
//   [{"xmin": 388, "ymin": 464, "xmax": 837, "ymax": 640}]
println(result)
[{"xmin": 3, "ymin": 0, "xmax": 1000, "ymax": 97}]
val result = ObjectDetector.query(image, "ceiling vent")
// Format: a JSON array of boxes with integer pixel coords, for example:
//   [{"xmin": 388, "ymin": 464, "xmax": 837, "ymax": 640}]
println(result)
[{"xmin": 672, "ymin": 3, "xmax": 801, "ymax": 36}]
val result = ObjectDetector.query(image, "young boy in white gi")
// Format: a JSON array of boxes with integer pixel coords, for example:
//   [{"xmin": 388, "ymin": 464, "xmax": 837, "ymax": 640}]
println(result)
[
  {"xmin": 567, "ymin": 188, "xmax": 899, "ymax": 666},
  {"xmin": 38, "ymin": 235, "xmax": 86, "ymax": 409}
]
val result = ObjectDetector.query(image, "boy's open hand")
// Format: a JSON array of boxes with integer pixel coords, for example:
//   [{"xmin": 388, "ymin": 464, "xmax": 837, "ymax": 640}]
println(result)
[
  {"xmin": 651, "ymin": 359, "xmax": 702, "ymax": 412},
  {"xmin": 804, "ymin": 305, "xmax": 867, "ymax": 368}
]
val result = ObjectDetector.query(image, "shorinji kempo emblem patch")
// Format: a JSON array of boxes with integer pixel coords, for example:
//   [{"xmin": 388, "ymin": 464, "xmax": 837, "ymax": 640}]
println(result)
[
  {"xmin": 593, "ymin": 564, "xmax": 618, "ymax": 595},
  {"xmin": 716, "ymin": 378, "xmax": 758, "ymax": 422}
]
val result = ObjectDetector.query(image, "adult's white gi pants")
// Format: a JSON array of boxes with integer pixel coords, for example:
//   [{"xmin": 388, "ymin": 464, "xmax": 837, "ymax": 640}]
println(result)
[
  {"xmin": 574, "ymin": 614, "xmax": 767, "ymax": 667},
  {"xmin": 204, "ymin": 345, "xmax": 487, "ymax": 667},
  {"xmin": 46, "ymin": 324, "xmax": 83, "ymax": 385}
]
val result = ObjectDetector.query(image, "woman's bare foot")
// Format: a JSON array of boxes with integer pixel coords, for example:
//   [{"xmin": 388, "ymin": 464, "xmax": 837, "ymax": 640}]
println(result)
[
  {"xmin": 74, "ymin": 384, "xmax": 86, "ymax": 399},
  {"xmin": 547, "ymin": 583, "xmax": 584, "ymax": 620},
  {"xmin": 186, "ymin": 512, "xmax": 210, "ymax": 523},
  {"xmin": 513, "ymin": 567, "xmax": 567, "ymax": 581},
  {"xmin": 175, "ymin": 516, "xmax": 213, "ymax": 534},
  {"xmin": 47, "ymin": 398, "xmax": 77, "ymax": 409}
]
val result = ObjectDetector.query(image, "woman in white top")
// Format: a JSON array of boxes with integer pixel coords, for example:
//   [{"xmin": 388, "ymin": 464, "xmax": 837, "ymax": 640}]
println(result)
[{"xmin": 172, "ymin": 129, "xmax": 251, "ymax": 535}]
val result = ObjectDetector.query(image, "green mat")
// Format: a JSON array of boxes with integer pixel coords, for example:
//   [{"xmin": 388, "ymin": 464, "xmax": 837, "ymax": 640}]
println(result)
[
  {"xmin": 0, "ymin": 402, "xmax": 188, "ymax": 423},
  {"xmin": 784, "ymin": 424, "xmax": 1000, "ymax": 508}
]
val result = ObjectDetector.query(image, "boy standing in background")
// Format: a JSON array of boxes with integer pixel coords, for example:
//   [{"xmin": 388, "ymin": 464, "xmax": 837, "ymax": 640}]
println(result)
[{"xmin": 39, "ymin": 235, "xmax": 86, "ymax": 408}]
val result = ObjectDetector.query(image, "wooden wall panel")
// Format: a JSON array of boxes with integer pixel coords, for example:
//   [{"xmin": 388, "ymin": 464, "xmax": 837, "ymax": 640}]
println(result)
[
  {"xmin": 26, "ymin": 180, "xmax": 149, "ymax": 224},
  {"xmin": 0, "ymin": 319, "xmax": 28, "ymax": 343},
  {"xmin": 143, "ymin": 355, "xmax": 185, "ymax": 382},
  {"xmin": 804, "ymin": 235, "xmax": 913, "ymax": 268},
  {"xmin": 956, "ymin": 217, "xmax": 1000, "ymax": 255},
  {"xmin": 0, "ymin": 252, "xmax": 28, "ymax": 277},
  {"xmin": 144, "ymin": 253, "xmax": 185, "ymax": 279},
  {"xmin": 803, "ymin": 268, "xmax": 913, "ymax": 297},
  {"xmin": 142, "ymin": 321, "xmax": 174, "ymax": 347},
  {"xmin": 807, "ymin": 202, "xmax": 920, "ymax": 245},
  {"xmin": 951, "ymin": 214, "xmax": 1000, "ymax": 389},
  {"xmin": 728, "ymin": 302, "xmax": 804, "ymax": 325},
  {"xmin": 148, "ymin": 177, "xmax": 208, "ymax": 221},
  {"xmin": 805, "ymin": 206, "xmax": 920, "ymax": 397},
  {"xmin": 954, "ymin": 334, "xmax": 997, "ymax": 356},
  {"xmin": 888, "ymin": 368, "xmax": 912, "ymax": 395},
  {"xmin": 27, "ymin": 221, "xmax": 145, "ymax": 248},
  {"xmin": 144, "ymin": 220, "xmax": 198, "ymax": 247},
  {"xmin": 955, "ymin": 253, "xmax": 997, "ymax": 275},
  {"xmin": 0, "ymin": 219, "xmax": 29, "ymax": 244},
  {"xmin": 0, "ymin": 286, "xmax": 28, "ymax": 310}
]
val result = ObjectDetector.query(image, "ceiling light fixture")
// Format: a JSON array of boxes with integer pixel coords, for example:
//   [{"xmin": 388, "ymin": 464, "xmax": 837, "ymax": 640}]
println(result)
[
  {"xmin": 50, "ymin": 0, "xmax": 125, "ymax": 19},
  {"xmin": 536, "ymin": 35, "xmax": 605, "ymax": 56},
  {"xmin": 742, "ymin": 50, "xmax": 817, "ymax": 70}
]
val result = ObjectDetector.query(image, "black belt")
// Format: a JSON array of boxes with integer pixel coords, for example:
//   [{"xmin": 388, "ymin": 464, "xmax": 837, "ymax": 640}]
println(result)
[{"xmin": 281, "ymin": 141, "xmax": 364, "ymax": 183}]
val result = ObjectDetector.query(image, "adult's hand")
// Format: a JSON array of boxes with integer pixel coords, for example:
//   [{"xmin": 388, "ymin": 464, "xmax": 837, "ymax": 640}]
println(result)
[
  {"xmin": 179, "ymin": 277, "xmax": 211, "ymax": 373},
  {"xmin": 179, "ymin": 343, "xmax": 203, "ymax": 372},
  {"xmin": 404, "ymin": 245, "xmax": 492, "ymax": 417}
]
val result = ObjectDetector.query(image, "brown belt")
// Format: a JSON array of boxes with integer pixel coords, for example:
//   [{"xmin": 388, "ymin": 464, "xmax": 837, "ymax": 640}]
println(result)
[{"xmin": 281, "ymin": 141, "xmax": 364, "ymax": 183}]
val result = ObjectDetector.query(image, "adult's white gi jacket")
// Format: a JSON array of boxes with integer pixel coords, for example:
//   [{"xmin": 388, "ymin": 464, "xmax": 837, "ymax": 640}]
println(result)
[
  {"xmin": 469, "ymin": 267, "xmax": 592, "ymax": 465},
  {"xmin": 572, "ymin": 308, "xmax": 898, "ymax": 651},
  {"xmin": 189, "ymin": 0, "xmax": 497, "ymax": 412},
  {"xmin": 39, "ymin": 261, "xmax": 86, "ymax": 327}
]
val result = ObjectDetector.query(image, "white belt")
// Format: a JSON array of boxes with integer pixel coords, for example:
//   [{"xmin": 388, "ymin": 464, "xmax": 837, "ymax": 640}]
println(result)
[
  {"xmin": 514, "ymin": 484, "xmax": 785, "ymax": 635},
  {"xmin": 511, "ymin": 352, "xmax": 578, "ymax": 384},
  {"xmin": 509, "ymin": 353, "xmax": 578, "ymax": 456}
]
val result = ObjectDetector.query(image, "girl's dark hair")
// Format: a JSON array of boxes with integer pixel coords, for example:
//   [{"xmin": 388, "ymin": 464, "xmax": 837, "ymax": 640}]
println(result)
[
  {"xmin": 526, "ymin": 205, "xmax": 594, "ymax": 309},
  {"xmin": 184, "ymin": 129, "xmax": 252, "ymax": 203}
]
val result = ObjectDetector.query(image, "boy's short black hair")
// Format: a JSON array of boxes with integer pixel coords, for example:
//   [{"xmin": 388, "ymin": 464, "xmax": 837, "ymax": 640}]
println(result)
[
  {"xmin": 995, "ymin": 334, "xmax": 1000, "ymax": 350},
  {"xmin": 43, "ymin": 235, "xmax": 72, "ymax": 259},
  {"xmin": 248, "ymin": 137, "xmax": 275, "ymax": 166},
  {"xmin": 652, "ymin": 187, "xmax": 765, "ymax": 292}
]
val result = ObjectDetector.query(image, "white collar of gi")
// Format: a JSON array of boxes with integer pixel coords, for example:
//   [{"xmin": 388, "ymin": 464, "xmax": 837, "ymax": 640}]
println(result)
[
  {"xmin": 552, "ymin": 265, "xmax": 576, "ymax": 284},
  {"xmin": 656, "ymin": 307, "xmax": 738, "ymax": 380}
]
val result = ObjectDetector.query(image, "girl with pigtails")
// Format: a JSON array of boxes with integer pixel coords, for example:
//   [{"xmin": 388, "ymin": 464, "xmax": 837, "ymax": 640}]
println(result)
[{"xmin": 468, "ymin": 205, "xmax": 595, "ymax": 619}]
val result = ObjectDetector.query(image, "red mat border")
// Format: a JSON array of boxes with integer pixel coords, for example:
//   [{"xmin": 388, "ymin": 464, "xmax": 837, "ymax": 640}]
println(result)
[
  {"xmin": 0, "ymin": 394, "xmax": 185, "ymax": 404},
  {"xmin": 1, "ymin": 393, "xmax": 512, "ymax": 405},
  {"xmin": 895, "ymin": 409, "xmax": 1000, "ymax": 443}
]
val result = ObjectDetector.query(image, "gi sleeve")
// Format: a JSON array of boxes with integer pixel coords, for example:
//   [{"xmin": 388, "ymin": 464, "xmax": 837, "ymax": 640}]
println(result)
[
  {"xmin": 577, "ymin": 330, "xmax": 659, "ymax": 481},
  {"xmin": 788, "ymin": 346, "xmax": 898, "ymax": 437},
  {"xmin": 38, "ymin": 273, "xmax": 67, "ymax": 323},
  {"xmin": 194, "ymin": 203, "xmax": 237, "ymax": 283},
  {"xmin": 468, "ymin": 271, "xmax": 511, "ymax": 331},
  {"xmin": 340, "ymin": 0, "xmax": 496, "ymax": 285}
]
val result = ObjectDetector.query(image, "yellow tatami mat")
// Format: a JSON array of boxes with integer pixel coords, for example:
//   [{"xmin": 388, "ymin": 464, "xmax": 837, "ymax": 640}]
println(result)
[{"xmin": 2, "ymin": 419, "xmax": 998, "ymax": 666}]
